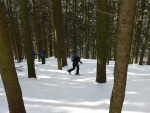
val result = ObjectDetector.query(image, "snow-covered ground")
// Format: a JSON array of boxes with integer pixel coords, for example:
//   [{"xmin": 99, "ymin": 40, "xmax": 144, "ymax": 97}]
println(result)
[{"xmin": 0, "ymin": 57, "xmax": 150, "ymax": 113}]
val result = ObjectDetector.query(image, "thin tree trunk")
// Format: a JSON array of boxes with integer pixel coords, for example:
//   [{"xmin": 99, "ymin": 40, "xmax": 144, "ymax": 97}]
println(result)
[
  {"xmin": 72, "ymin": 0, "xmax": 77, "ymax": 52},
  {"xmin": 147, "ymin": 10, "xmax": 150, "ymax": 65},
  {"xmin": 147, "ymin": 48, "xmax": 150, "ymax": 65},
  {"xmin": 48, "ymin": 9, "xmax": 53, "ymax": 57},
  {"xmin": 84, "ymin": 0, "xmax": 89, "ymax": 58}
]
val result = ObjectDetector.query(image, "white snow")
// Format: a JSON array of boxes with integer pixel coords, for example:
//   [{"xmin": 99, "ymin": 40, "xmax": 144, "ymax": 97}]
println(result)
[{"xmin": 0, "ymin": 57, "xmax": 150, "ymax": 113}]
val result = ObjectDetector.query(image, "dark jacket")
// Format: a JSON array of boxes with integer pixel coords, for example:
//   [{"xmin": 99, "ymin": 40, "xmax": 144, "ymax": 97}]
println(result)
[
  {"xmin": 40, "ymin": 50, "xmax": 46, "ymax": 58},
  {"xmin": 73, "ymin": 55, "xmax": 82, "ymax": 66}
]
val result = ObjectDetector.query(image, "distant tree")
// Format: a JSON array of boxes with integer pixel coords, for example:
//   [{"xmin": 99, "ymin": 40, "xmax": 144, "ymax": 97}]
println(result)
[
  {"xmin": 18, "ymin": 0, "xmax": 36, "ymax": 78},
  {"xmin": 0, "ymin": 1, "xmax": 26, "ymax": 113},
  {"xmin": 7, "ymin": 0, "xmax": 22, "ymax": 62},
  {"xmin": 139, "ymin": 9, "xmax": 150, "ymax": 65},
  {"xmin": 83, "ymin": 0, "xmax": 89, "ymax": 58},
  {"xmin": 65, "ymin": 0, "xmax": 70, "ymax": 57},
  {"xmin": 47, "ymin": 8, "xmax": 53, "ymax": 57},
  {"xmin": 109, "ymin": 0, "xmax": 137, "ymax": 113},
  {"xmin": 132, "ymin": 0, "xmax": 146, "ymax": 64},
  {"xmin": 72, "ymin": 0, "xmax": 77, "ymax": 52},
  {"xmin": 32, "ymin": 0, "xmax": 42, "ymax": 60},
  {"xmin": 145, "ymin": 9, "xmax": 150, "ymax": 65}
]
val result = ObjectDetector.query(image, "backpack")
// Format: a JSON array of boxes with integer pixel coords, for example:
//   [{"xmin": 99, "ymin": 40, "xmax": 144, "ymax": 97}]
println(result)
[{"xmin": 71, "ymin": 52, "xmax": 76, "ymax": 62}]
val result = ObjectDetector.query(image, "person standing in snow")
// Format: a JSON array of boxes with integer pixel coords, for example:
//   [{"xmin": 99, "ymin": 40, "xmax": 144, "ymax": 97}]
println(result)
[
  {"xmin": 40, "ymin": 49, "xmax": 46, "ymax": 64},
  {"xmin": 67, "ymin": 54, "xmax": 82, "ymax": 75}
]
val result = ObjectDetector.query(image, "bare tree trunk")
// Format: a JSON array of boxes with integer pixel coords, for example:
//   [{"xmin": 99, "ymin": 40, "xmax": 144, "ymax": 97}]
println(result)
[
  {"xmin": 109, "ymin": 0, "xmax": 136, "ymax": 112},
  {"xmin": 52, "ymin": 0, "xmax": 67, "ymax": 69},
  {"xmin": 96, "ymin": 0, "xmax": 108, "ymax": 83},
  {"xmin": 147, "ymin": 11, "xmax": 150, "ymax": 65},
  {"xmin": 84, "ymin": 0, "xmax": 89, "ymax": 58},
  {"xmin": 18, "ymin": 0, "xmax": 36, "ymax": 78},
  {"xmin": 132, "ymin": 0, "xmax": 146, "ymax": 64},
  {"xmin": 72, "ymin": 0, "xmax": 77, "ymax": 52},
  {"xmin": 7, "ymin": 0, "xmax": 21, "ymax": 62},
  {"xmin": 139, "ymin": 12, "xmax": 150, "ymax": 65},
  {"xmin": 0, "ymin": 2, "xmax": 26, "ymax": 113},
  {"xmin": 32, "ymin": 0, "xmax": 42, "ymax": 60}
]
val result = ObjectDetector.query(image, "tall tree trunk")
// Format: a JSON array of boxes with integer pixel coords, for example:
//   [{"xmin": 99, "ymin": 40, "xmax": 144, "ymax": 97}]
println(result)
[
  {"xmin": 18, "ymin": 0, "xmax": 36, "ymax": 78},
  {"xmin": 0, "ymin": 2, "xmax": 26, "ymax": 113},
  {"xmin": 147, "ymin": 49, "xmax": 150, "ymax": 65},
  {"xmin": 7, "ymin": 0, "xmax": 21, "ymax": 62},
  {"xmin": 32, "ymin": 0, "xmax": 42, "ymax": 60},
  {"xmin": 65, "ymin": 1, "xmax": 71, "ymax": 55},
  {"xmin": 52, "ymin": 0, "xmax": 67, "ymax": 69},
  {"xmin": 84, "ymin": 0, "xmax": 89, "ymax": 58},
  {"xmin": 139, "ymin": 12, "xmax": 150, "ymax": 65},
  {"xmin": 65, "ymin": 0, "xmax": 69, "ymax": 57},
  {"xmin": 147, "ymin": 10, "xmax": 150, "ymax": 65},
  {"xmin": 48, "ymin": 9, "xmax": 53, "ymax": 57},
  {"xmin": 72, "ymin": 0, "xmax": 77, "ymax": 52},
  {"xmin": 132, "ymin": 0, "xmax": 146, "ymax": 64},
  {"xmin": 106, "ymin": 0, "xmax": 111, "ymax": 65},
  {"xmin": 15, "ymin": 12, "xmax": 23, "ymax": 62},
  {"xmin": 109, "ymin": 0, "xmax": 136, "ymax": 112},
  {"xmin": 96, "ymin": 0, "xmax": 108, "ymax": 83}
]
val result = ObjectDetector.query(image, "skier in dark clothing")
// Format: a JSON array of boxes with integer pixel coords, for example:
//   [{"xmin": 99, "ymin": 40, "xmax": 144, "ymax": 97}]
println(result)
[
  {"xmin": 67, "ymin": 54, "xmax": 82, "ymax": 75},
  {"xmin": 71, "ymin": 52, "xmax": 76, "ymax": 62},
  {"xmin": 40, "ymin": 49, "xmax": 46, "ymax": 64}
]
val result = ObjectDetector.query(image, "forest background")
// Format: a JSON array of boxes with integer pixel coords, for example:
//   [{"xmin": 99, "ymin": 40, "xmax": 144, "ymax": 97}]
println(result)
[{"xmin": 0, "ymin": 0, "xmax": 150, "ymax": 113}]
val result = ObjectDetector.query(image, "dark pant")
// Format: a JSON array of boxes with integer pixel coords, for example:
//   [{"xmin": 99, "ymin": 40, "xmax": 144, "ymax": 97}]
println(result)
[
  {"xmin": 68, "ymin": 63, "xmax": 79, "ymax": 74},
  {"xmin": 41, "ymin": 57, "xmax": 45, "ymax": 64}
]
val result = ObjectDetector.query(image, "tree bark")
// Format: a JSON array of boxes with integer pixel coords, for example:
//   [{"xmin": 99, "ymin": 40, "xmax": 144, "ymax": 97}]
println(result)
[
  {"xmin": 32, "ymin": 0, "xmax": 42, "ymax": 60},
  {"xmin": 18, "ymin": 0, "xmax": 36, "ymax": 78},
  {"xmin": 109, "ymin": 0, "xmax": 137, "ymax": 113},
  {"xmin": 52, "ymin": 0, "xmax": 67, "ymax": 69},
  {"xmin": 72, "ymin": 0, "xmax": 77, "ymax": 52},
  {"xmin": 139, "ymin": 11, "xmax": 150, "ymax": 65},
  {"xmin": 0, "ymin": 2, "xmax": 26, "ymax": 113},
  {"xmin": 84, "ymin": 0, "xmax": 89, "ymax": 58},
  {"xmin": 96, "ymin": 0, "xmax": 108, "ymax": 83},
  {"xmin": 132, "ymin": 0, "xmax": 146, "ymax": 64}
]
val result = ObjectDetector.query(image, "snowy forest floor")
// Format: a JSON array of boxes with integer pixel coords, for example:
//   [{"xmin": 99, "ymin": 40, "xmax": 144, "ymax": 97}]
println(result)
[{"xmin": 0, "ymin": 57, "xmax": 150, "ymax": 113}]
